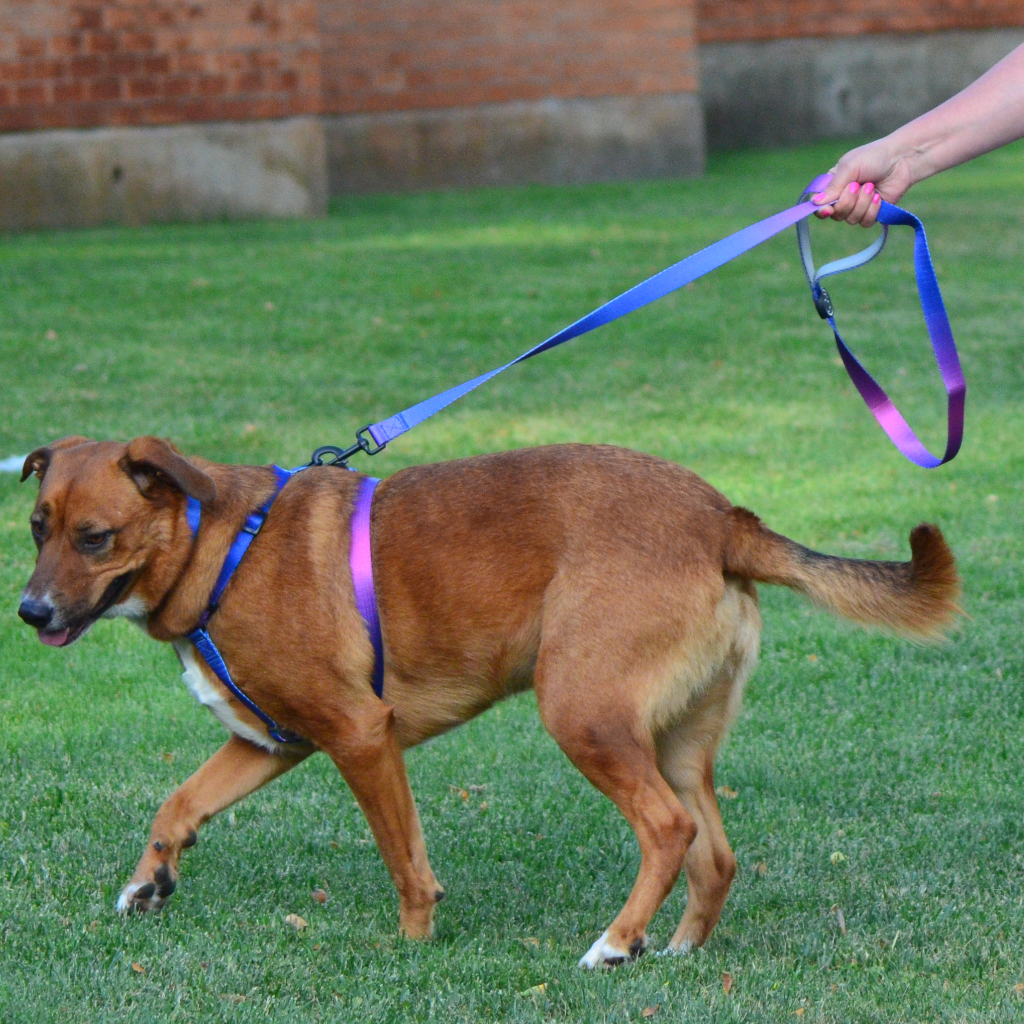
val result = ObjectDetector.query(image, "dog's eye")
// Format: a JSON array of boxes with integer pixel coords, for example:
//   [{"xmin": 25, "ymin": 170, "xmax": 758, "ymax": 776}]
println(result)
[
  {"xmin": 82, "ymin": 531, "xmax": 111, "ymax": 550},
  {"xmin": 30, "ymin": 520, "xmax": 44, "ymax": 543}
]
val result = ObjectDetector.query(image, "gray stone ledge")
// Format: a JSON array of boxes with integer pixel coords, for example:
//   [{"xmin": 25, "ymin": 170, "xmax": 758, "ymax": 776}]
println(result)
[
  {"xmin": 701, "ymin": 27, "xmax": 1024, "ymax": 151},
  {"xmin": 324, "ymin": 92, "xmax": 706, "ymax": 194},
  {"xmin": 0, "ymin": 116, "xmax": 327, "ymax": 232}
]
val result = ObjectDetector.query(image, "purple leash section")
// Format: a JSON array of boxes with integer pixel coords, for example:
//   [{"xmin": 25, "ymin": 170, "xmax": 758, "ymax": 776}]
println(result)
[{"xmin": 349, "ymin": 172, "xmax": 964, "ymax": 470}]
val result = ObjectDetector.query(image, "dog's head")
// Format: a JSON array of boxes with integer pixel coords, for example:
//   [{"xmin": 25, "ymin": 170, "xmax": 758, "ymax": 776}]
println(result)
[{"xmin": 18, "ymin": 436, "xmax": 215, "ymax": 646}]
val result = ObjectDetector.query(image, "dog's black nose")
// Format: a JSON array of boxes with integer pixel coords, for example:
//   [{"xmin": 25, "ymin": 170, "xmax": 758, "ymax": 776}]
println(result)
[{"xmin": 18, "ymin": 597, "xmax": 53, "ymax": 629}]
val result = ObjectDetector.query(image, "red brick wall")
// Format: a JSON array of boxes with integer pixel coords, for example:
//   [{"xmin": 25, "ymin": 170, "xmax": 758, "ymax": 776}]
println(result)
[
  {"xmin": 699, "ymin": 0, "xmax": 1024, "ymax": 44},
  {"xmin": 0, "ymin": 1, "xmax": 321, "ymax": 132},
  {"xmin": 319, "ymin": 0, "xmax": 697, "ymax": 116}
]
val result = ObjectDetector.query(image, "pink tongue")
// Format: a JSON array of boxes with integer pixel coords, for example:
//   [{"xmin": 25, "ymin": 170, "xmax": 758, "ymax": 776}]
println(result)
[{"xmin": 39, "ymin": 628, "xmax": 70, "ymax": 647}]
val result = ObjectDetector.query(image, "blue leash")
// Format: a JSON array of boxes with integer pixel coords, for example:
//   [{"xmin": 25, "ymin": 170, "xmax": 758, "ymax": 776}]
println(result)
[{"xmin": 324, "ymin": 173, "xmax": 962, "ymax": 470}]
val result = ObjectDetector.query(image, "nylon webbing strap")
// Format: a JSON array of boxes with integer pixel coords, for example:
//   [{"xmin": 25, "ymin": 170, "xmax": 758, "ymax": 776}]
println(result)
[
  {"xmin": 796, "ymin": 184, "xmax": 965, "ymax": 468},
  {"xmin": 363, "ymin": 172, "xmax": 964, "ymax": 468}
]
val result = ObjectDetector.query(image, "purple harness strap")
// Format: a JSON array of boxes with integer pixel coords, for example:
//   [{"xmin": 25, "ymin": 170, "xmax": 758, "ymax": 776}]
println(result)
[{"xmin": 349, "ymin": 476, "xmax": 384, "ymax": 699}]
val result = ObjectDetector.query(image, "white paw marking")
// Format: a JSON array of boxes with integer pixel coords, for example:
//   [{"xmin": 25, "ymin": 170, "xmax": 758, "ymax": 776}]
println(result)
[
  {"xmin": 578, "ymin": 930, "xmax": 642, "ymax": 969},
  {"xmin": 657, "ymin": 939, "xmax": 693, "ymax": 957},
  {"xmin": 116, "ymin": 880, "xmax": 162, "ymax": 914}
]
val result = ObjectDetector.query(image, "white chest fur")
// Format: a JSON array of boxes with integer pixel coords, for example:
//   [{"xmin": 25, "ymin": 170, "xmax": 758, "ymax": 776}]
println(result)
[{"xmin": 172, "ymin": 638, "xmax": 283, "ymax": 752}]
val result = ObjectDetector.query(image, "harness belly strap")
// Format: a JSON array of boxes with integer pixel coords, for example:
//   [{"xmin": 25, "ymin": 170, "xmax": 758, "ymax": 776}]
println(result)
[
  {"xmin": 182, "ymin": 464, "xmax": 386, "ymax": 745},
  {"xmin": 349, "ymin": 476, "xmax": 384, "ymax": 700}
]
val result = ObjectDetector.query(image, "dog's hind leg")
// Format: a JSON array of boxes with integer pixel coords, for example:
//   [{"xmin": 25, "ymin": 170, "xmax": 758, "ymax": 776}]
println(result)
[
  {"xmin": 117, "ymin": 734, "xmax": 310, "ymax": 913},
  {"xmin": 535, "ymin": 660, "xmax": 697, "ymax": 968},
  {"xmin": 656, "ymin": 708, "xmax": 737, "ymax": 954},
  {"xmin": 656, "ymin": 585, "xmax": 758, "ymax": 953},
  {"xmin": 317, "ymin": 698, "xmax": 443, "ymax": 940}
]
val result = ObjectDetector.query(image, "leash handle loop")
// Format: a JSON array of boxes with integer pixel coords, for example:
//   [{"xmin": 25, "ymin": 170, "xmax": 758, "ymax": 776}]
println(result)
[{"xmin": 797, "ymin": 180, "xmax": 965, "ymax": 468}]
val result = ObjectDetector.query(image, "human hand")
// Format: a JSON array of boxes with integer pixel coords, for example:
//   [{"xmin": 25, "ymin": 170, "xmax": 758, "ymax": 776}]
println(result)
[{"xmin": 811, "ymin": 139, "xmax": 916, "ymax": 227}]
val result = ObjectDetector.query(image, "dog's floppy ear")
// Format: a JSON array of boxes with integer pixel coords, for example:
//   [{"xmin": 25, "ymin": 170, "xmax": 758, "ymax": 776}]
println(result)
[
  {"xmin": 120, "ymin": 436, "xmax": 217, "ymax": 503},
  {"xmin": 20, "ymin": 436, "xmax": 94, "ymax": 483}
]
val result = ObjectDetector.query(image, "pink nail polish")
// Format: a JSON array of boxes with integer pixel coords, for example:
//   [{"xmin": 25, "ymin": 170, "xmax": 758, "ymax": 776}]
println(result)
[
  {"xmin": 848, "ymin": 182, "xmax": 860, "ymax": 194},
  {"xmin": 872, "ymin": 192, "xmax": 881, "ymax": 203},
  {"xmin": 863, "ymin": 182, "xmax": 874, "ymax": 194},
  {"xmin": 812, "ymin": 192, "xmax": 824, "ymax": 202}
]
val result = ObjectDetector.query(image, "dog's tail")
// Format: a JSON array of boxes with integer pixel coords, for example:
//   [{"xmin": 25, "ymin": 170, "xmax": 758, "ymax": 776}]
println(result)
[{"xmin": 723, "ymin": 507, "xmax": 960, "ymax": 640}]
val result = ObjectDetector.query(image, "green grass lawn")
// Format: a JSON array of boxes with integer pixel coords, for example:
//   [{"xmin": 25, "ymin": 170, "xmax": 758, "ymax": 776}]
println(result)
[{"xmin": 1, "ymin": 141, "xmax": 1023, "ymax": 1023}]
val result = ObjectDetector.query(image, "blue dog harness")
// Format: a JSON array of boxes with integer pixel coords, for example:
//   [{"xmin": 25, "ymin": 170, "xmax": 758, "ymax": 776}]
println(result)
[{"xmin": 184, "ymin": 465, "xmax": 384, "ymax": 745}]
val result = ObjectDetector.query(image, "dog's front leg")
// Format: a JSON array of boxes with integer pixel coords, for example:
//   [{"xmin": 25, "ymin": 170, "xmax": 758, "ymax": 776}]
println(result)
[
  {"xmin": 117, "ymin": 734, "xmax": 310, "ymax": 913},
  {"xmin": 320, "ymin": 700, "xmax": 443, "ymax": 939}
]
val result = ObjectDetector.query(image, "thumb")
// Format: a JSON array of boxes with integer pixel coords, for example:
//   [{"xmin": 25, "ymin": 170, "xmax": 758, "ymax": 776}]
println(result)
[{"xmin": 813, "ymin": 164, "xmax": 853, "ymax": 207}]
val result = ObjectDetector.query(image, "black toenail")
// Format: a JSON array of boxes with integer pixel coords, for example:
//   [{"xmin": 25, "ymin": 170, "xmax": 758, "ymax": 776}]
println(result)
[
  {"xmin": 434, "ymin": 890, "xmax": 446, "ymax": 902},
  {"xmin": 134, "ymin": 883, "xmax": 156, "ymax": 901},
  {"xmin": 154, "ymin": 864, "xmax": 171, "ymax": 886},
  {"xmin": 629, "ymin": 938, "xmax": 647, "ymax": 959},
  {"xmin": 182, "ymin": 829, "xmax": 197, "ymax": 848},
  {"xmin": 156, "ymin": 878, "xmax": 176, "ymax": 899},
  {"xmin": 152, "ymin": 840, "xmax": 165, "ymax": 852}
]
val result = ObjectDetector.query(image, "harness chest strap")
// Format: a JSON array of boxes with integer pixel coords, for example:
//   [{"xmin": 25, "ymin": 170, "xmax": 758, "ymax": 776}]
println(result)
[{"xmin": 183, "ymin": 467, "xmax": 384, "ymax": 745}]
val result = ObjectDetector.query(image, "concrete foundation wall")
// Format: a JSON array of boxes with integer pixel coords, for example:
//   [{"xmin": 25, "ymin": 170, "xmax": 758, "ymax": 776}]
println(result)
[
  {"xmin": 701, "ymin": 27, "xmax": 1024, "ymax": 151},
  {"xmin": 0, "ymin": 115, "xmax": 327, "ymax": 231},
  {"xmin": 325, "ymin": 92, "xmax": 705, "ymax": 194}
]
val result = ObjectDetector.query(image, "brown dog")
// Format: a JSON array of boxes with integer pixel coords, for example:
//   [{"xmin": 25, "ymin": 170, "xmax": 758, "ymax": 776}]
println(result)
[{"xmin": 18, "ymin": 436, "xmax": 958, "ymax": 965}]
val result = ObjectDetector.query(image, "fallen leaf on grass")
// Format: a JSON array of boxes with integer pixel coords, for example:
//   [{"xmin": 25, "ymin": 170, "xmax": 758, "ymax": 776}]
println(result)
[
  {"xmin": 1013, "ymin": 982, "xmax": 1024, "ymax": 994},
  {"xmin": 312, "ymin": 888, "xmax": 328, "ymax": 904},
  {"xmin": 722, "ymin": 972, "xmax": 733, "ymax": 994},
  {"xmin": 642, "ymin": 1006, "xmax": 659, "ymax": 1018},
  {"xmin": 161, "ymin": 752, "xmax": 174, "ymax": 764},
  {"xmin": 830, "ymin": 904, "xmax": 847, "ymax": 936},
  {"xmin": 522, "ymin": 983, "xmax": 547, "ymax": 996},
  {"xmin": 795, "ymin": 1009, "xmax": 805, "ymax": 1017},
  {"xmin": 754, "ymin": 861, "xmax": 768, "ymax": 877},
  {"xmin": 131, "ymin": 962, "xmax": 144, "ymax": 974},
  {"xmin": 521, "ymin": 937, "xmax": 540, "ymax": 949},
  {"xmin": 220, "ymin": 994, "xmax": 247, "ymax": 1003},
  {"xmin": 807, "ymin": 654, "xmax": 817, "ymax": 663},
  {"xmin": 449, "ymin": 785, "xmax": 469, "ymax": 801},
  {"xmin": 715, "ymin": 786, "xmax": 738, "ymax": 800},
  {"xmin": 830, "ymin": 851, "xmax": 846, "ymax": 865},
  {"xmin": 285, "ymin": 914, "xmax": 308, "ymax": 930}
]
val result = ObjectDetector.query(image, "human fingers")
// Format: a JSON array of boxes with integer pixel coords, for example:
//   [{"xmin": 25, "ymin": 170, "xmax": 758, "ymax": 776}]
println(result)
[
  {"xmin": 841, "ymin": 181, "xmax": 878, "ymax": 225},
  {"xmin": 816, "ymin": 180, "xmax": 862, "ymax": 221},
  {"xmin": 859, "ymin": 190, "xmax": 883, "ymax": 228}
]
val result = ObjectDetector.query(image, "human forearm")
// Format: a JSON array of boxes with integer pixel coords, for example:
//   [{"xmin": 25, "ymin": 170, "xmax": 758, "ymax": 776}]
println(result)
[{"xmin": 815, "ymin": 41, "xmax": 1024, "ymax": 226}]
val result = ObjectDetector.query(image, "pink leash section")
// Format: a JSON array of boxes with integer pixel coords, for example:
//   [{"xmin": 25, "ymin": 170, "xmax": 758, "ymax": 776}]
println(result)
[{"xmin": 357, "ymin": 172, "xmax": 965, "ymax": 470}]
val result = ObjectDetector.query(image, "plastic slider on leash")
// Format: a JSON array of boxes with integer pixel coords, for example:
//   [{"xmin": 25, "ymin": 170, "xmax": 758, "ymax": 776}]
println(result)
[{"xmin": 326, "ymin": 172, "xmax": 965, "ymax": 472}]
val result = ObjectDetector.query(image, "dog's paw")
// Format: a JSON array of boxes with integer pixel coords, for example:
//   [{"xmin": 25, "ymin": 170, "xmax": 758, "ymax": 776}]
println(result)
[
  {"xmin": 656, "ymin": 939, "xmax": 693, "ymax": 957},
  {"xmin": 578, "ymin": 930, "xmax": 647, "ymax": 969},
  {"xmin": 116, "ymin": 863, "xmax": 177, "ymax": 914}
]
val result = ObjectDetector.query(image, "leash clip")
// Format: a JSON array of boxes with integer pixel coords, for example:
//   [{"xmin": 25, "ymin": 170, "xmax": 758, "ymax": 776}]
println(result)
[
  {"xmin": 812, "ymin": 284, "xmax": 833, "ymax": 320},
  {"xmin": 308, "ymin": 426, "xmax": 386, "ymax": 470},
  {"xmin": 309, "ymin": 444, "xmax": 356, "ymax": 467},
  {"xmin": 355, "ymin": 425, "xmax": 386, "ymax": 457}
]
